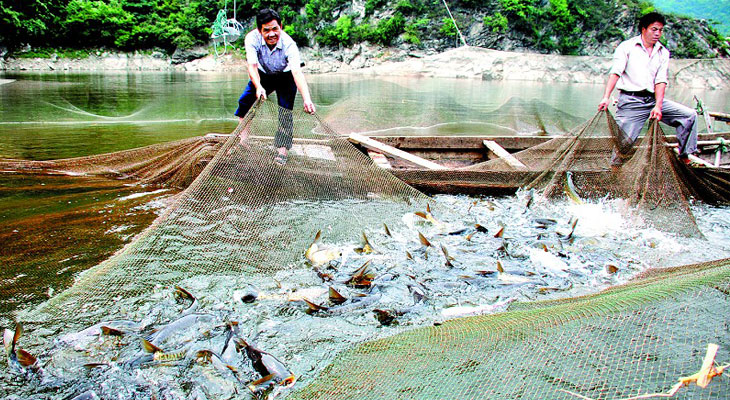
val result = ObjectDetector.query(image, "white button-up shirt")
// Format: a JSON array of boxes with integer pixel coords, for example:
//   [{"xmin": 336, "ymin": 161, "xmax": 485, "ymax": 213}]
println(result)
[
  {"xmin": 609, "ymin": 35, "xmax": 669, "ymax": 93},
  {"xmin": 244, "ymin": 29, "xmax": 302, "ymax": 75}
]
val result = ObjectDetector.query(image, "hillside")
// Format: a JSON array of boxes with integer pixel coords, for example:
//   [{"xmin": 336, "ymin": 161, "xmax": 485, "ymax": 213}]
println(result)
[
  {"xmin": 652, "ymin": 0, "xmax": 730, "ymax": 35},
  {"xmin": 0, "ymin": 0, "xmax": 727, "ymax": 59}
]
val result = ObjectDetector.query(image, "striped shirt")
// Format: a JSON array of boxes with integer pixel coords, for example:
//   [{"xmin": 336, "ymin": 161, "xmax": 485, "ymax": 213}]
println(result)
[
  {"xmin": 609, "ymin": 35, "xmax": 669, "ymax": 93},
  {"xmin": 244, "ymin": 29, "xmax": 302, "ymax": 75}
]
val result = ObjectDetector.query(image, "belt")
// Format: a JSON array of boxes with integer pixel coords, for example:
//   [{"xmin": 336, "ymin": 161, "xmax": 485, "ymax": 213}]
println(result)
[{"xmin": 620, "ymin": 89, "xmax": 654, "ymax": 98}]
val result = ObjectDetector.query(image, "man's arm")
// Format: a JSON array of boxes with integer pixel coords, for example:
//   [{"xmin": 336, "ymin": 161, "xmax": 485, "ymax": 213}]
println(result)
[
  {"xmin": 291, "ymin": 68, "xmax": 315, "ymax": 114},
  {"xmin": 598, "ymin": 74, "xmax": 620, "ymax": 111},
  {"xmin": 248, "ymin": 63, "xmax": 267, "ymax": 100},
  {"xmin": 650, "ymin": 82, "xmax": 666, "ymax": 120}
]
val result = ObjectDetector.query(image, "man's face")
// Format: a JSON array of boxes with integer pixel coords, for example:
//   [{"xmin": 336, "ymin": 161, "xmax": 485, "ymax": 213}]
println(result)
[
  {"xmin": 641, "ymin": 22, "xmax": 664, "ymax": 47},
  {"xmin": 259, "ymin": 19, "xmax": 282, "ymax": 48}
]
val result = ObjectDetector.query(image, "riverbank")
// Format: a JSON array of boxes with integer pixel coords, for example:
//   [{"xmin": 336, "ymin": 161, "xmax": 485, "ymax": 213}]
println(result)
[{"xmin": 2, "ymin": 45, "xmax": 729, "ymax": 89}]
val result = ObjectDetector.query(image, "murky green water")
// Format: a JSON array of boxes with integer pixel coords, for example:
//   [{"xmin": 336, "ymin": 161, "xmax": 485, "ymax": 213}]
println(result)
[{"xmin": 1, "ymin": 72, "xmax": 728, "ymax": 160}]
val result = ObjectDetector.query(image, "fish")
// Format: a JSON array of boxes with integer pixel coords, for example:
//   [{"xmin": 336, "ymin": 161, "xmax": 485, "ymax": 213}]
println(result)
[
  {"xmin": 407, "ymin": 284, "xmax": 426, "ymax": 303},
  {"xmin": 220, "ymin": 322, "xmax": 241, "ymax": 365},
  {"xmin": 195, "ymin": 349, "xmax": 245, "ymax": 388},
  {"xmin": 373, "ymin": 309, "xmax": 399, "ymax": 326},
  {"xmin": 146, "ymin": 313, "xmax": 214, "ymax": 347},
  {"xmin": 564, "ymin": 171, "xmax": 584, "ymax": 204},
  {"xmin": 175, "ymin": 285, "xmax": 199, "ymax": 316},
  {"xmin": 142, "ymin": 339, "xmax": 188, "ymax": 363},
  {"xmin": 494, "ymin": 226, "xmax": 505, "ymax": 238},
  {"xmin": 328, "ymin": 287, "xmax": 348, "ymax": 305},
  {"xmin": 4, "ymin": 323, "xmax": 22, "ymax": 373},
  {"xmin": 236, "ymin": 339, "xmax": 296, "ymax": 392},
  {"xmin": 302, "ymin": 298, "xmax": 329, "ymax": 314},
  {"xmin": 346, "ymin": 260, "xmax": 375, "ymax": 288},
  {"xmin": 440, "ymin": 244, "xmax": 455, "ymax": 267},
  {"xmin": 355, "ymin": 232, "xmax": 375, "ymax": 254},
  {"xmin": 418, "ymin": 231, "xmax": 433, "ymax": 247},
  {"xmin": 440, "ymin": 298, "xmax": 515, "ymax": 318},
  {"xmin": 528, "ymin": 247, "xmax": 569, "ymax": 276},
  {"xmin": 305, "ymin": 230, "xmax": 342, "ymax": 267},
  {"xmin": 556, "ymin": 217, "xmax": 579, "ymax": 239},
  {"xmin": 496, "ymin": 260, "xmax": 533, "ymax": 284}
]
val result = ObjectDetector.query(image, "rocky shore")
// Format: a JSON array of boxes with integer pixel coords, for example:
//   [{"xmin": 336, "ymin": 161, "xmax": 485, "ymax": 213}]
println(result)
[{"xmin": 2, "ymin": 45, "xmax": 728, "ymax": 90}]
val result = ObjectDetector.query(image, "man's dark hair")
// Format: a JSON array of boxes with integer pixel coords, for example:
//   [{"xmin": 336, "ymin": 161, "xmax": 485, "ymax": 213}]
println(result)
[
  {"xmin": 256, "ymin": 8, "xmax": 281, "ymax": 29},
  {"xmin": 639, "ymin": 12, "xmax": 666, "ymax": 30}
]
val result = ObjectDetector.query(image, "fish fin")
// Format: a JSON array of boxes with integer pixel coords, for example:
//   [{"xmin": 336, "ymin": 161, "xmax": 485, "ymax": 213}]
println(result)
[
  {"xmin": 383, "ymin": 223, "xmax": 392, "ymax": 237},
  {"xmin": 302, "ymin": 298, "xmax": 328, "ymax": 313},
  {"xmin": 496, "ymin": 260, "xmax": 505, "ymax": 273},
  {"xmin": 475, "ymin": 224, "xmax": 488, "ymax": 233},
  {"xmin": 174, "ymin": 285, "xmax": 195, "ymax": 301},
  {"xmin": 100, "ymin": 326, "xmax": 125, "ymax": 336},
  {"xmin": 83, "ymin": 362, "xmax": 109, "ymax": 369},
  {"xmin": 406, "ymin": 250, "xmax": 413, "ymax": 260},
  {"xmin": 328, "ymin": 287, "xmax": 347, "ymax": 305},
  {"xmin": 426, "ymin": 203, "xmax": 432, "ymax": 214},
  {"xmin": 16, "ymin": 349, "xmax": 36, "ymax": 367},
  {"xmin": 314, "ymin": 230, "xmax": 321, "ymax": 243},
  {"xmin": 465, "ymin": 232, "xmax": 474, "ymax": 241},
  {"xmin": 494, "ymin": 226, "xmax": 504, "ymax": 238},
  {"xmin": 142, "ymin": 339, "xmax": 162, "ymax": 354},
  {"xmin": 281, "ymin": 374, "xmax": 297, "ymax": 387},
  {"xmin": 234, "ymin": 338, "xmax": 249, "ymax": 352},
  {"xmin": 418, "ymin": 232, "xmax": 432, "ymax": 247},
  {"xmin": 248, "ymin": 373, "xmax": 277, "ymax": 393},
  {"xmin": 414, "ymin": 211, "xmax": 428, "ymax": 219}
]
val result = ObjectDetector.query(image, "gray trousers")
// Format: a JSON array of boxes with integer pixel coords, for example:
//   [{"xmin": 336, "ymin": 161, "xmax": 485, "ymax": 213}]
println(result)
[{"xmin": 615, "ymin": 92, "xmax": 698, "ymax": 157}]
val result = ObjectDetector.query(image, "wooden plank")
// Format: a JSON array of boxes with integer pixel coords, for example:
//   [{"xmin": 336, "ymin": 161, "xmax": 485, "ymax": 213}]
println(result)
[
  {"xmin": 482, "ymin": 140, "xmax": 527, "ymax": 169},
  {"xmin": 348, "ymin": 133, "xmax": 447, "ymax": 170},
  {"xmin": 367, "ymin": 150, "xmax": 392, "ymax": 169},
  {"xmin": 673, "ymin": 147, "xmax": 715, "ymax": 168},
  {"xmin": 709, "ymin": 111, "xmax": 730, "ymax": 123}
]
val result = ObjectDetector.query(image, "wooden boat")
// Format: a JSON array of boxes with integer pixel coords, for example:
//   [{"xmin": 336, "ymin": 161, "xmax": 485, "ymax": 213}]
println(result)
[{"xmin": 347, "ymin": 132, "xmax": 730, "ymax": 196}]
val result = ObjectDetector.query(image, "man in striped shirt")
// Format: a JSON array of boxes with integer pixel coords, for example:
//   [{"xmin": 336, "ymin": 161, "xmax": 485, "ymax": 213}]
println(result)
[
  {"xmin": 598, "ymin": 12, "xmax": 698, "ymax": 165},
  {"xmin": 235, "ymin": 9, "xmax": 316, "ymax": 165}
]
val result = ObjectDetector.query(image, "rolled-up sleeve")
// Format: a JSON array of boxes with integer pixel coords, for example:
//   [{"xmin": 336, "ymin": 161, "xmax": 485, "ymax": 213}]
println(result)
[
  {"xmin": 244, "ymin": 31, "xmax": 259, "ymax": 66},
  {"xmin": 655, "ymin": 50, "xmax": 669, "ymax": 85},
  {"xmin": 284, "ymin": 42, "xmax": 302, "ymax": 71},
  {"xmin": 608, "ymin": 43, "xmax": 628, "ymax": 77}
]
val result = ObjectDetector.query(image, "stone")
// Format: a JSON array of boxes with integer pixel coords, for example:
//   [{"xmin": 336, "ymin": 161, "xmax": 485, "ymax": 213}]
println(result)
[{"xmin": 172, "ymin": 47, "xmax": 208, "ymax": 64}]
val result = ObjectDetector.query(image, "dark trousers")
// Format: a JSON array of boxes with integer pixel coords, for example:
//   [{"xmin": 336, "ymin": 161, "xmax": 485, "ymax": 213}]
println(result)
[{"xmin": 234, "ymin": 71, "xmax": 297, "ymax": 150}]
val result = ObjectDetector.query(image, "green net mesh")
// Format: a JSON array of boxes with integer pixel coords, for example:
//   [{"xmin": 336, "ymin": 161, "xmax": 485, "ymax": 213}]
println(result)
[{"xmin": 290, "ymin": 258, "xmax": 730, "ymax": 400}]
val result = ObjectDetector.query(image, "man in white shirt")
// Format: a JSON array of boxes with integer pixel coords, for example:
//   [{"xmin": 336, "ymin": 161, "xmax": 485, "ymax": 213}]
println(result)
[
  {"xmin": 234, "ymin": 8, "xmax": 316, "ymax": 165},
  {"xmin": 598, "ymin": 12, "xmax": 698, "ymax": 165}
]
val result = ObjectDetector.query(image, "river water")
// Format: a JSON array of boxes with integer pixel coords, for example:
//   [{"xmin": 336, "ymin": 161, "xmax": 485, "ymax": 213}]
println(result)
[{"xmin": 1, "ymin": 72, "xmax": 729, "ymax": 399}]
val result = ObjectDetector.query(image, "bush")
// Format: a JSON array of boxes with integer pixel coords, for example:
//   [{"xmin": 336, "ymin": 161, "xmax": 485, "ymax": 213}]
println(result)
[
  {"xmin": 440, "ymin": 17, "xmax": 457, "ymax": 38},
  {"xmin": 403, "ymin": 18, "xmax": 429, "ymax": 45},
  {"xmin": 484, "ymin": 12, "xmax": 508, "ymax": 33}
]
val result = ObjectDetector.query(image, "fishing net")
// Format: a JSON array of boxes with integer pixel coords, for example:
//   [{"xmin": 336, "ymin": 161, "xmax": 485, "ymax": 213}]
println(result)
[
  {"xmin": 18, "ymin": 99, "xmax": 427, "ymax": 327},
  {"xmin": 290, "ymin": 258, "xmax": 730, "ymax": 400},
  {"xmin": 5, "ymin": 99, "xmax": 729, "ymax": 399},
  {"xmin": 0, "ymin": 135, "xmax": 222, "ymax": 189},
  {"xmin": 459, "ymin": 111, "xmax": 706, "ymax": 237}
]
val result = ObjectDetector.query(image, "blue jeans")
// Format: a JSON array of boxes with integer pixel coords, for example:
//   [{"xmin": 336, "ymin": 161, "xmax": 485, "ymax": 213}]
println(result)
[{"xmin": 234, "ymin": 71, "xmax": 297, "ymax": 150}]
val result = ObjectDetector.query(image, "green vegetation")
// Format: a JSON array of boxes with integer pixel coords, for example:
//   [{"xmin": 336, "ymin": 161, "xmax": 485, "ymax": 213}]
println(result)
[
  {"xmin": 652, "ymin": 0, "xmax": 730, "ymax": 35},
  {"xmin": 0, "ymin": 0, "xmax": 726, "ymax": 58}
]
